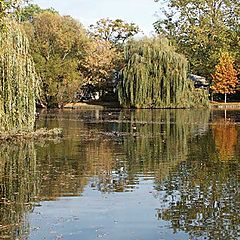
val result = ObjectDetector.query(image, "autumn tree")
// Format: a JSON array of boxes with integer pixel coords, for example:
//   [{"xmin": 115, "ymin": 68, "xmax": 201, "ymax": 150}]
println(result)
[
  {"xmin": 23, "ymin": 11, "xmax": 88, "ymax": 107},
  {"xmin": 79, "ymin": 38, "xmax": 120, "ymax": 89},
  {"xmin": 77, "ymin": 17, "xmax": 138, "ymax": 101},
  {"xmin": 154, "ymin": 0, "xmax": 240, "ymax": 80},
  {"xmin": 89, "ymin": 18, "xmax": 140, "ymax": 47},
  {"xmin": 211, "ymin": 53, "xmax": 238, "ymax": 103}
]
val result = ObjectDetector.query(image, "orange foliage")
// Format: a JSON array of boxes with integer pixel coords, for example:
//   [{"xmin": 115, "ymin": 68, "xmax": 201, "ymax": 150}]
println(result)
[
  {"xmin": 212, "ymin": 118, "xmax": 238, "ymax": 161},
  {"xmin": 79, "ymin": 39, "xmax": 121, "ymax": 85},
  {"xmin": 211, "ymin": 53, "xmax": 238, "ymax": 94}
]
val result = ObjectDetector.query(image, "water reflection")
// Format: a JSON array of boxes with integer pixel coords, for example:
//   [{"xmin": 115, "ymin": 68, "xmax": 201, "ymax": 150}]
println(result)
[
  {"xmin": 212, "ymin": 118, "xmax": 238, "ymax": 161},
  {"xmin": 0, "ymin": 142, "xmax": 38, "ymax": 239},
  {"xmin": 119, "ymin": 110, "xmax": 210, "ymax": 182},
  {"xmin": 0, "ymin": 109, "xmax": 239, "ymax": 240},
  {"xmin": 155, "ymin": 132, "xmax": 240, "ymax": 239}
]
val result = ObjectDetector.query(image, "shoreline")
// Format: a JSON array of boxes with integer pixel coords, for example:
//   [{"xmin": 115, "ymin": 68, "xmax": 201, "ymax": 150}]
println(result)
[{"xmin": 63, "ymin": 101, "xmax": 240, "ymax": 110}]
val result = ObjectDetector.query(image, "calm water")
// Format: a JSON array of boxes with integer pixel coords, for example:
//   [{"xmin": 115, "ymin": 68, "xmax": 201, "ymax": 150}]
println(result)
[{"xmin": 0, "ymin": 109, "xmax": 239, "ymax": 240}]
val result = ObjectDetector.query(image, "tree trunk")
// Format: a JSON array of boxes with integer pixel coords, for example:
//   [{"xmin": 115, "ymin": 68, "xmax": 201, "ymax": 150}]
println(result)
[{"xmin": 224, "ymin": 93, "xmax": 227, "ymax": 103}]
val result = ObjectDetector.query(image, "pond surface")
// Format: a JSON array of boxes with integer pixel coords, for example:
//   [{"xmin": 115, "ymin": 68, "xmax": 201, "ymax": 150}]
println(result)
[{"xmin": 0, "ymin": 109, "xmax": 239, "ymax": 240}]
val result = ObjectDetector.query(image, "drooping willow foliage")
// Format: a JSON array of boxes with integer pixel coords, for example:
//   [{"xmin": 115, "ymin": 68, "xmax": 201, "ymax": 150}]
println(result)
[
  {"xmin": 118, "ymin": 38, "xmax": 209, "ymax": 108},
  {"xmin": 0, "ymin": 20, "xmax": 39, "ymax": 133}
]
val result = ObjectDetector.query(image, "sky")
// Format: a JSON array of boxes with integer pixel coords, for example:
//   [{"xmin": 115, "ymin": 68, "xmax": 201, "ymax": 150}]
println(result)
[{"xmin": 33, "ymin": 0, "xmax": 162, "ymax": 35}]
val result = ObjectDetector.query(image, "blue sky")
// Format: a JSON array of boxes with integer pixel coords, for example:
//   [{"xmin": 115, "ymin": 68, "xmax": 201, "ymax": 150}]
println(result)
[{"xmin": 33, "ymin": 0, "xmax": 162, "ymax": 35}]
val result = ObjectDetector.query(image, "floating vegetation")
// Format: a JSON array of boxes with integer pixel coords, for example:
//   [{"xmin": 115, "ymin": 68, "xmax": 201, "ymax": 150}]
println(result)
[
  {"xmin": 0, "ymin": 19, "xmax": 39, "ymax": 133},
  {"xmin": 118, "ymin": 37, "xmax": 209, "ymax": 108},
  {"xmin": 0, "ymin": 128, "xmax": 63, "ymax": 141}
]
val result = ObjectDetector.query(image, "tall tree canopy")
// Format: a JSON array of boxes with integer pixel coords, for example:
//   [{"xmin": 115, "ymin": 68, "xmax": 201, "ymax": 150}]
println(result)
[
  {"xmin": 89, "ymin": 18, "xmax": 140, "ymax": 46},
  {"xmin": 0, "ymin": 0, "xmax": 25, "ymax": 26},
  {"xmin": 118, "ymin": 37, "xmax": 209, "ymax": 108},
  {"xmin": 19, "ymin": 3, "xmax": 58, "ymax": 22},
  {"xmin": 154, "ymin": 0, "xmax": 240, "ymax": 80},
  {"xmin": 23, "ymin": 11, "xmax": 88, "ymax": 107},
  {"xmin": 79, "ymin": 38, "xmax": 120, "ymax": 86}
]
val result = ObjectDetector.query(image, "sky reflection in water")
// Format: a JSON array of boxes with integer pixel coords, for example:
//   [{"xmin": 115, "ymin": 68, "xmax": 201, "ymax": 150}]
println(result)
[{"xmin": 0, "ymin": 109, "xmax": 239, "ymax": 240}]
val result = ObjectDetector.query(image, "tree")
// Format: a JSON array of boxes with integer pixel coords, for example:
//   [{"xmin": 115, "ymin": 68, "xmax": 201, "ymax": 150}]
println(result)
[
  {"xmin": 0, "ymin": 20, "xmax": 39, "ymax": 132},
  {"xmin": 118, "ymin": 37, "xmax": 209, "ymax": 108},
  {"xmin": 85, "ymin": 18, "xmax": 140, "ymax": 100},
  {"xmin": 154, "ymin": 0, "xmax": 240, "ymax": 80},
  {"xmin": 0, "ymin": 0, "xmax": 26, "ymax": 27},
  {"xmin": 19, "ymin": 3, "xmax": 58, "ymax": 22},
  {"xmin": 211, "ymin": 52, "xmax": 238, "ymax": 103},
  {"xmin": 23, "ymin": 12, "xmax": 88, "ymax": 107},
  {"xmin": 79, "ymin": 38, "xmax": 121, "ymax": 91},
  {"xmin": 89, "ymin": 18, "xmax": 140, "ymax": 46}
]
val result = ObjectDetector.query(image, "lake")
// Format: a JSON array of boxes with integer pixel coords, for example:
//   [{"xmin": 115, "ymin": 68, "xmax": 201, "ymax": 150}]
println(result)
[{"xmin": 0, "ymin": 109, "xmax": 239, "ymax": 240}]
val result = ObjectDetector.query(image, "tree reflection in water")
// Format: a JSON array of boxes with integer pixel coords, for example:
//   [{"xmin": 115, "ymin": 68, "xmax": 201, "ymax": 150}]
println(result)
[
  {"xmin": 212, "ymin": 118, "xmax": 238, "ymax": 161},
  {"xmin": 0, "ymin": 142, "xmax": 38, "ymax": 239},
  {"xmin": 0, "ymin": 109, "xmax": 239, "ymax": 240},
  {"xmin": 154, "ymin": 117, "xmax": 240, "ymax": 240}
]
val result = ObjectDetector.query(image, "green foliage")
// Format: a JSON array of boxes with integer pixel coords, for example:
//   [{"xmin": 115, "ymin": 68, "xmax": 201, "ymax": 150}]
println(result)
[
  {"xmin": 154, "ymin": 0, "xmax": 240, "ymax": 80},
  {"xmin": 89, "ymin": 18, "xmax": 140, "ymax": 47},
  {"xmin": 19, "ymin": 3, "xmax": 58, "ymax": 22},
  {"xmin": 0, "ymin": 0, "xmax": 30, "ymax": 28},
  {"xmin": 118, "ymin": 37, "xmax": 209, "ymax": 108},
  {"xmin": 0, "ymin": 20, "xmax": 39, "ymax": 132},
  {"xmin": 23, "ymin": 12, "xmax": 88, "ymax": 107},
  {"xmin": 86, "ymin": 18, "xmax": 138, "ymax": 98}
]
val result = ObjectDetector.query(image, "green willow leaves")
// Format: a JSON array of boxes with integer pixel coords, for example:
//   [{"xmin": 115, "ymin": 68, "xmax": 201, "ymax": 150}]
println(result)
[
  {"xmin": 0, "ymin": 20, "xmax": 39, "ymax": 132},
  {"xmin": 118, "ymin": 37, "xmax": 209, "ymax": 108}
]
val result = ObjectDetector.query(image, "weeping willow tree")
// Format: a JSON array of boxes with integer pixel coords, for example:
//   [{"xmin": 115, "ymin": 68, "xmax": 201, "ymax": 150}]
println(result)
[
  {"xmin": 118, "ymin": 38, "xmax": 209, "ymax": 108},
  {"xmin": 0, "ymin": 19, "xmax": 39, "ymax": 133}
]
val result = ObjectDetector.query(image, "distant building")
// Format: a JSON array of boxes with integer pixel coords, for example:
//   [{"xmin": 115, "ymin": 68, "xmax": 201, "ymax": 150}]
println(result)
[{"xmin": 189, "ymin": 74, "xmax": 209, "ymax": 89}]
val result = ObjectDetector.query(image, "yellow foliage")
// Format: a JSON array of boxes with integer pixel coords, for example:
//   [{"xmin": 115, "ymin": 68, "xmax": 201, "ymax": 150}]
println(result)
[
  {"xmin": 211, "ymin": 52, "xmax": 238, "ymax": 94},
  {"xmin": 80, "ymin": 38, "xmax": 122, "ymax": 85}
]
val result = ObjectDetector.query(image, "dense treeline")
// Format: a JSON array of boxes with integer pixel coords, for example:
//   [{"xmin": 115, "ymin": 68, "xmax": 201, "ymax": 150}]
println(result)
[
  {"xmin": 19, "ymin": 6, "xmax": 139, "ymax": 107},
  {"xmin": 17, "ymin": 3, "xmax": 210, "ymax": 109},
  {"xmin": 1, "ymin": 2, "xmax": 210, "ymax": 113},
  {"xmin": 3, "ymin": 0, "xmax": 240, "ymax": 131},
  {"xmin": 23, "ymin": 11, "xmax": 89, "ymax": 108},
  {"xmin": 154, "ymin": 0, "xmax": 240, "ymax": 93}
]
